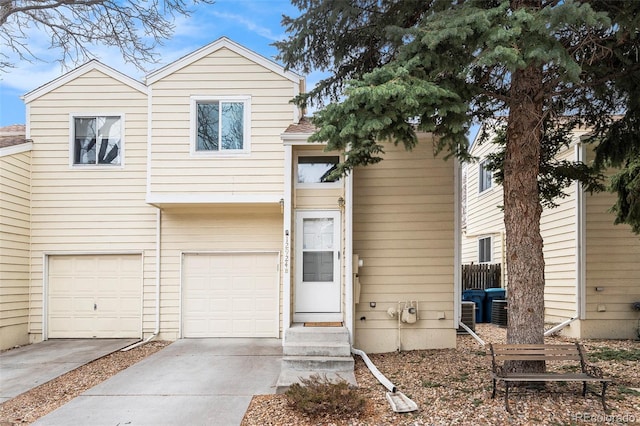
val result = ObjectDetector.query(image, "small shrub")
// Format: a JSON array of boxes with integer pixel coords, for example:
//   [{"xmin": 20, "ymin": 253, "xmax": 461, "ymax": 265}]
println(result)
[{"xmin": 285, "ymin": 374, "xmax": 365, "ymax": 417}]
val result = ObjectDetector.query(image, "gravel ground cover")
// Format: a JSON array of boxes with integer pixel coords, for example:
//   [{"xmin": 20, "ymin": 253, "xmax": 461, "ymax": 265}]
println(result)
[
  {"xmin": 242, "ymin": 324, "xmax": 640, "ymax": 426},
  {"xmin": 1, "ymin": 325, "xmax": 638, "ymax": 426}
]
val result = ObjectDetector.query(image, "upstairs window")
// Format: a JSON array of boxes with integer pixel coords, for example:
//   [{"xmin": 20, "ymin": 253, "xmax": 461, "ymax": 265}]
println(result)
[
  {"xmin": 478, "ymin": 236, "xmax": 492, "ymax": 263},
  {"xmin": 73, "ymin": 116, "xmax": 122, "ymax": 166},
  {"xmin": 191, "ymin": 96, "xmax": 250, "ymax": 155},
  {"xmin": 296, "ymin": 155, "xmax": 340, "ymax": 187},
  {"xmin": 479, "ymin": 159, "xmax": 493, "ymax": 193}
]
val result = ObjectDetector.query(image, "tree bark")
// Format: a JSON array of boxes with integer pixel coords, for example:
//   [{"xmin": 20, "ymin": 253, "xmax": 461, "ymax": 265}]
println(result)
[{"xmin": 503, "ymin": 0, "xmax": 546, "ymax": 374}]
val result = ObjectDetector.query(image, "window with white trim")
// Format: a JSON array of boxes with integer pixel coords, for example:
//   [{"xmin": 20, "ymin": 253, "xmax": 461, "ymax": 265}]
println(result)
[
  {"xmin": 296, "ymin": 154, "xmax": 341, "ymax": 187},
  {"xmin": 72, "ymin": 116, "xmax": 122, "ymax": 166},
  {"xmin": 478, "ymin": 236, "xmax": 492, "ymax": 263},
  {"xmin": 479, "ymin": 159, "xmax": 493, "ymax": 193},
  {"xmin": 191, "ymin": 96, "xmax": 250, "ymax": 155}
]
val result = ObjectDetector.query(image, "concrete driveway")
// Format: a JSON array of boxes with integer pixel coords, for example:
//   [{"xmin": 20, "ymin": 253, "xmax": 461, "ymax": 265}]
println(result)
[
  {"xmin": 32, "ymin": 338, "xmax": 283, "ymax": 426},
  {"xmin": 0, "ymin": 339, "xmax": 138, "ymax": 403}
]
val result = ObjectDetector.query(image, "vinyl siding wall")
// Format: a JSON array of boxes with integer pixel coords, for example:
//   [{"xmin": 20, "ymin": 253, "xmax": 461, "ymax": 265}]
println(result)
[
  {"xmin": 461, "ymin": 141, "xmax": 505, "ymax": 266},
  {"xmin": 0, "ymin": 149, "xmax": 31, "ymax": 349},
  {"xmin": 158, "ymin": 205, "xmax": 282, "ymax": 339},
  {"xmin": 583, "ymin": 149, "xmax": 640, "ymax": 339},
  {"xmin": 148, "ymin": 48, "xmax": 296, "ymax": 198},
  {"xmin": 541, "ymin": 147, "xmax": 578, "ymax": 325},
  {"xmin": 26, "ymin": 69, "xmax": 156, "ymax": 341},
  {"xmin": 353, "ymin": 135, "xmax": 456, "ymax": 353}
]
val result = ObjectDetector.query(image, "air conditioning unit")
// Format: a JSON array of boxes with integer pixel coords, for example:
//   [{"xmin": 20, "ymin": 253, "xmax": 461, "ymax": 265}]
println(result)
[
  {"xmin": 491, "ymin": 300, "xmax": 508, "ymax": 327},
  {"xmin": 458, "ymin": 301, "xmax": 476, "ymax": 334}
]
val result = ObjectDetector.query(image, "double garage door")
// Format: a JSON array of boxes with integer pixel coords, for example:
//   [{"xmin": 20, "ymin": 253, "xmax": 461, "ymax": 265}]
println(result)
[
  {"xmin": 182, "ymin": 252, "xmax": 279, "ymax": 338},
  {"xmin": 48, "ymin": 254, "xmax": 142, "ymax": 339}
]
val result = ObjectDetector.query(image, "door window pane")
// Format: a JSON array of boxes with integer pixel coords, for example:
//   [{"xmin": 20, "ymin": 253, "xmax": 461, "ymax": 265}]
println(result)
[
  {"xmin": 303, "ymin": 218, "xmax": 334, "ymax": 250},
  {"xmin": 302, "ymin": 252, "xmax": 334, "ymax": 282}
]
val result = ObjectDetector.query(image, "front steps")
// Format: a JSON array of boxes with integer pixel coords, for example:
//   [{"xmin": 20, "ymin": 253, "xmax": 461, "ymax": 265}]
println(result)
[{"xmin": 275, "ymin": 325, "xmax": 357, "ymax": 393}]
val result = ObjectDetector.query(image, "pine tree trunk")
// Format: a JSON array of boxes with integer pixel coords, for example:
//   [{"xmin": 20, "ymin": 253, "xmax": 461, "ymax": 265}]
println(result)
[{"xmin": 503, "ymin": 1, "xmax": 546, "ymax": 373}]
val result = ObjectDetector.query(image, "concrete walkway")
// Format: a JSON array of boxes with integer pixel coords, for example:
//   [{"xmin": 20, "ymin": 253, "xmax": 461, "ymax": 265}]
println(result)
[
  {"xmin": 32, "ymin": 338, "xmax": 283, "ymax": 426},
  {"xmin": 0, "ymin": 338, "xmax": 138, "ymax": 403}
]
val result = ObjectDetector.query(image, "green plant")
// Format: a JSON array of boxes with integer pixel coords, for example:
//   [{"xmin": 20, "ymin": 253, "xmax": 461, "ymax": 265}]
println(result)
[
  {"xmin": 617, "ymin": 386, "xmax": 640, "ymax": 397},
  {"xmin": 285, "ymin": 374, "xmax": 365, "ymax": 417},
  {"xmin": 588, "ymin": 348, "xmax": 640, "ymax": 362},
  {"xmin": 422, "ymin": 380, "xmax": 442, "ymax": 388}
]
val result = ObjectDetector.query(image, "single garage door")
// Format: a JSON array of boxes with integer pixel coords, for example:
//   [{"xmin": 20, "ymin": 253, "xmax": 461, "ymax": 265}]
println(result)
[
  {"xmin": 48, "ymin": 254, "xmax": 142, "ymax": 338},
  {"xmin": 182, "ymin": 252, "xmax": 279, "ymax": 338}
]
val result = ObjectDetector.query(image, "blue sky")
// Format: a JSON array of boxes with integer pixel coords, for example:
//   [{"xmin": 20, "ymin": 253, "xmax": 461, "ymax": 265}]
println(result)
[{"xmin": 0, "ymin": 0, "xmax": 308, "ymax": 127}]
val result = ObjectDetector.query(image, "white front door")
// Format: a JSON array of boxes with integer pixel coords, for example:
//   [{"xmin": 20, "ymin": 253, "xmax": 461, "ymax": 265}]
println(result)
[{"xmin": 294, "ymin": 211, "xmax": 341, "ymax": 322}]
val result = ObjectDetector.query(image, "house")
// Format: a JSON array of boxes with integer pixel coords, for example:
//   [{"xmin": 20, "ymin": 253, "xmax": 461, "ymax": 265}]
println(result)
[
  {"xmin": 0, "ymin": 125, "xmax": 32, "ymax": 349},
  {"xmin": 0, "ymin": 37, "xmax": 460, "ymax": 356},
  {"xmin": 462, "ymin": 123, "xmax": 640, "ymax": 340}
]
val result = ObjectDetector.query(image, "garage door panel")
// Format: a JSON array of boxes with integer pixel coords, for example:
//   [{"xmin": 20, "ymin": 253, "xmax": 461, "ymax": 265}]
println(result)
[
  {"xmin": 182, "ymin": 253, "xmax": 279, "ymax": 338},
  {"xmin": 48, "ymin": 254, "xmax": 142, "ymax": 339}
]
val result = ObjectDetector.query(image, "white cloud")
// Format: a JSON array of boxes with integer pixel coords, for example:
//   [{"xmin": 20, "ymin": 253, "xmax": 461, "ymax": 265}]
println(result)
[{"xmin": 210, "ymin": 10, "xmax": 284, "ymax": 42}]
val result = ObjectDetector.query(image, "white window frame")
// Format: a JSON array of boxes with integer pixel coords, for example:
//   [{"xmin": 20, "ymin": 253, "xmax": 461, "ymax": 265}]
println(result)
[
  {"xmin": 478, "ymin": 159, "xmax": 493, "ymax": 193},
  {"xmin": 69, "ymin": 113, "xmax": 125, "ymax": 169},
  {"xmin": 478, "ymin": 236, "xmax": 492, "ymax": 263},
  {"xmin": 295, "ymin": 152, "xmax": 342, "ymax": 188},
  {"xmin": 190, "ymin": 95, "xmax": 251, "ymax": 157}
]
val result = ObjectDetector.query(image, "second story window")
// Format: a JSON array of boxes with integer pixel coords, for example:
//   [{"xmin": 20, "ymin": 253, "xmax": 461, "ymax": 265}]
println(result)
[
  {"xmin": 478, "ymin": 159, "xmax": 493, "ymax": 193},
  {"xmin": 73, "ymin": 116, "xmax": 122, "ymax": 166},
  {"xmin": 191, "ymin": 96, "xmax": 251, "ymax": 156}
]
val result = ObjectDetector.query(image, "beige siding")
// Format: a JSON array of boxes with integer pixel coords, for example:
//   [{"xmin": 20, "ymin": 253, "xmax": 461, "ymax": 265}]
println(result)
[
  {"xmin": 353, "ymin": 135, "xmax": 456, "ymax": 353},
  {"xmin": 584, "ymin": 165, "xmax": 640, "ymax": 339},
  {"xmin": 541, "ymin": 147, "xmax": 578, "ymax": 323},
  {"xmin": 148, "ymin": 48, "xmax": 296, "ymax": 198},
  {"xmin": 26, "ymin": 69, "xmax": 156, "ymax": 341},
  {"xmin": 461, "ymin": 140, "xmax": 505, "ymax": 265},
  {"xmin": 0, "ymin": 150, "xmax": 31, "ymax": 349},
  {"xmin": 159, "ymin": 205, "xmax": 282, "ymax": 339}
]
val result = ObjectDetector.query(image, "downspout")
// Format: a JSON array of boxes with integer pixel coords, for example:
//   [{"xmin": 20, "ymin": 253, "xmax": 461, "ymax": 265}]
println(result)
[
  {"xmin": 544, "ymin": 142, "xmax": 585, "ymax": 337},
  {"xmin": 344, "ymin": 171, "xmax": 354, "ymax": 344},
  {"xmin": 123, "ymin": 208, "xmax": 161, "ymax": 351}
]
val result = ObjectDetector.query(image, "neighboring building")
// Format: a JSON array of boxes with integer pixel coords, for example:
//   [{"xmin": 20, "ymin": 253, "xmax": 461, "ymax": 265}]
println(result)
[
  {"xmin": 0, "ymin": 38, "xmax": 461, "ymax": 354},
  {"xmin": 462, "ymin": 124, "xmax": 640, "ymax": 339},
  {"xmin": 0, "ymin": 125, "xmax": 32, "ymax": 349}
]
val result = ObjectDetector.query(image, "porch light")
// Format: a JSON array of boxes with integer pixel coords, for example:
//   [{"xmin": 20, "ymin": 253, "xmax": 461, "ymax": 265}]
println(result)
[{"xmin": 337, "ymin": 196, "xmax": 345, "ymax": 208}]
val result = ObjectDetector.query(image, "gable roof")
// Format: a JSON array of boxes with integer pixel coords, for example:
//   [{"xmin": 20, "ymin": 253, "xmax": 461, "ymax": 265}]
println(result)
[
  {"xmin": 145, "ymin": 37, "xmax": 302, "ymax": 85},
  {"xmin": 23, "ymin": 60, "xmax": 148, "ymax": 103}
]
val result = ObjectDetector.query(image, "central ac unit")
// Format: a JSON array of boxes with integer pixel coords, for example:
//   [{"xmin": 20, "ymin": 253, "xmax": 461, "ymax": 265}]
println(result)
[
  {"xmin": 458, "ymin": 301, "xmax": 476, "ymax": 334},
  {"xmin": 491, "ymin": 300, "xmax": 508, "ymax": 327}
]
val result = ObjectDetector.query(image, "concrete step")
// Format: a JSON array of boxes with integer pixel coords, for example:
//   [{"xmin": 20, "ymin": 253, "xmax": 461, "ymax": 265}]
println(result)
[
  {"xmin": 275, "ymin": 369, "xmax": 358, "ymax": 394},
  {"xmin": 282, "ymin": 355, "xmax": 354, "ymax": 372},
  {"xmin": 283, "ymin": 341, "xmax": 351, "ymax": 357},
  {"xmin": 284, "ymin": 326, "xmax": 350, "ymax": 343}
]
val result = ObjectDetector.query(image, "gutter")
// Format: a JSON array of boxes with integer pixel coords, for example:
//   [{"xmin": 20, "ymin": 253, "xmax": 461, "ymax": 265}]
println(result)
[{"xmin": 122, "ymin": 208, "xmax": 161, "ymax": 351}]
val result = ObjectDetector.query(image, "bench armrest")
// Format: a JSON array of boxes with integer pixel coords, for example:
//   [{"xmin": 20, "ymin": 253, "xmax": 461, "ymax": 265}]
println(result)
[
  {"xmin": 493, "ymin": 364, "xmax": 506, "ymax": 377},
  {"xmin": 584, "ymin": 364, "xmax": 605, "ymax": 378}
]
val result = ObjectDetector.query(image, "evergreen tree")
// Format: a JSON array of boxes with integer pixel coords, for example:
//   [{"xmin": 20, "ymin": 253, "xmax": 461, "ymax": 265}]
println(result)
[{"xmin": 276, "ymin": 0, "xmax": 640, "ymax": 366}]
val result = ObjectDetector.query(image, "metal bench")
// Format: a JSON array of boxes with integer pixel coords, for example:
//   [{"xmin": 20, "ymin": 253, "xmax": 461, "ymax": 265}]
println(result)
[{"xmin": 490, "ymin": 343, "xmax": 611, "ymax": 413}]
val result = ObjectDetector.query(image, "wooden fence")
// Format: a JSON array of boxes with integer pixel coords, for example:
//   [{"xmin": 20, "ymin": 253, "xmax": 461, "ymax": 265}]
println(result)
[{"xmin": 462, "ymin": 263, "xmax": 501, "ymax": 290}]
